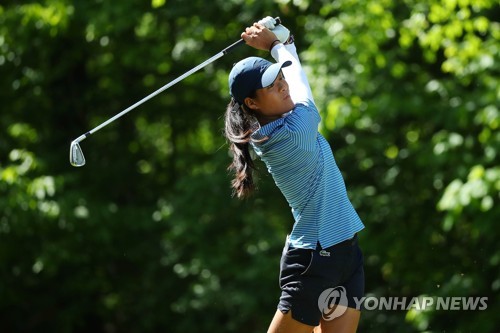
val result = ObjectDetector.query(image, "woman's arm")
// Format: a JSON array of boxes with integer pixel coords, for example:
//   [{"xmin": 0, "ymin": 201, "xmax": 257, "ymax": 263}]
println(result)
[
  {"xmin": 241, "ymin": 23, "xmax": 315, "ymax": 106},
  {"xmin": 270, "ymin": 42, "xmax": 314, "ymax": 105}
]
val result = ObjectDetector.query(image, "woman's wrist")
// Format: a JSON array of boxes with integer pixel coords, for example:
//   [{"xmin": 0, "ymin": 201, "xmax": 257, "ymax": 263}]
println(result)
[{"xmin": 268, "ymin": 39, "xmax": 281, "ymax": 52}]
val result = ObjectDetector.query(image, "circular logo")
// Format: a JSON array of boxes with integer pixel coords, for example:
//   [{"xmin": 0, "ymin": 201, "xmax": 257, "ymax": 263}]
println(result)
[{"xmin": 318, "ymin": 286, "xmax": 349, "ymax": 321}]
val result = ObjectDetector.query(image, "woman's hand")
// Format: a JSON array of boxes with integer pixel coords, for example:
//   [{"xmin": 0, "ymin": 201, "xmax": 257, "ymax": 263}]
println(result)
[{"xmin": 241, "ymin": 23, "xmax": 280, "ymax": 52}]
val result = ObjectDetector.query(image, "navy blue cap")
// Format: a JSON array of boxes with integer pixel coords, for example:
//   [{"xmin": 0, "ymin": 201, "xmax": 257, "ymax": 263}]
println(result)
[{"xmin": 229, "ymin": 57, "xmax": 292, "ymax": 104}]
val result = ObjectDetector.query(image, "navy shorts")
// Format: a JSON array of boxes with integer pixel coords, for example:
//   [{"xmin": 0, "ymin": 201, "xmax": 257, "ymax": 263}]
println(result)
[{"xmin": 278, "ymin": 234, "xmax": 364, "ymax": 326}]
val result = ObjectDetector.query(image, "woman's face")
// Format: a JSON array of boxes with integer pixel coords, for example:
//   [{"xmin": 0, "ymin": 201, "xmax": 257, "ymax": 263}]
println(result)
[{"xmin": 244, "ymin": 71, "xmax": 295, "ymax": 125}]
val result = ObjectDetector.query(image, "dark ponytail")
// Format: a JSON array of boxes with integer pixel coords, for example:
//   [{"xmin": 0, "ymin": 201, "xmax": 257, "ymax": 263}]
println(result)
[{"xmin": 224, "ymin": 97, "xmax": 260, "ymax": 199}]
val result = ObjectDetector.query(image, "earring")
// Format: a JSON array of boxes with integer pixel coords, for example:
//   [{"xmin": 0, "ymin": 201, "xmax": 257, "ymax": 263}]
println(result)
[{"xmin": 231, "ymin": 101, "xmax": 241, "ymax": 113}]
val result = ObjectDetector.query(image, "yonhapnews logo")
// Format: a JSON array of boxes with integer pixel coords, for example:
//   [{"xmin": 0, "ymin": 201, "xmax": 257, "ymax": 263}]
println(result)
[
  {"xmin": 318, "ymin": 288, "xmax": 489, "ymax": 321},
  {"xmin": 317, "ymin": 286, "xmax": 349, "ymax": 320},
  {"xmin": 354, "ymin": 295, "xmax": 489, "ymax": 311}
]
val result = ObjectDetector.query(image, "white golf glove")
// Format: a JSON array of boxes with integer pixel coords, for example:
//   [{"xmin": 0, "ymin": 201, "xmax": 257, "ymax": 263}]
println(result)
[{"xmin": 258, "ymin": 16, "xmax": 290, "ymax": 43}]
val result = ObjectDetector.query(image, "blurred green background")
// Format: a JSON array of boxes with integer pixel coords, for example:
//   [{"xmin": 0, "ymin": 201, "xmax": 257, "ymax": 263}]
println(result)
[{"xmin": 0, "ymin": 0, "xmax": 498, "ymax": 332}]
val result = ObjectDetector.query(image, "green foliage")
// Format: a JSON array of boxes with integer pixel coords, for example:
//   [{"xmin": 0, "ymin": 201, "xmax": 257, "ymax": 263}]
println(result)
[{"xmin": 0, "ymin": 0, "xmax": 498, "ymax": 332}]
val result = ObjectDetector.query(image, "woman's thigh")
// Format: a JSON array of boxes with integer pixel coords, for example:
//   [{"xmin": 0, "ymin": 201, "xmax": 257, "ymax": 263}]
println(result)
[
  {"xmin": 313, "ymin": 307, "xmax": 360, "ymax": 333},
  {"xmin": 268, "ymin": 309, "xmax": 315, "ymax": 333}
]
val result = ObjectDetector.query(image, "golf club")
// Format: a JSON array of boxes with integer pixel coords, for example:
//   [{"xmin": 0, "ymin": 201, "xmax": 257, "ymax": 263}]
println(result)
[{"xmin": 69, "ymin": 18, "xmax": 282, "ymax": 167}]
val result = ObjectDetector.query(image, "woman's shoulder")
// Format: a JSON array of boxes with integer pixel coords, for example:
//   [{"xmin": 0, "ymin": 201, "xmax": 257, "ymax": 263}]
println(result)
[
  {"xmin": 251, "ymin": 117, "xmax": 288, "ymax": 143},
  {"xmin": 251, "ymin": 100, "xmax": 320, "ymax": 144},
  {"xmin": 286, "ymin": 100, "xmax": 321, "ymax": 123},
  {"xmin": 293, "ymin": 99, "xmax": 318, "ymax": 111}
]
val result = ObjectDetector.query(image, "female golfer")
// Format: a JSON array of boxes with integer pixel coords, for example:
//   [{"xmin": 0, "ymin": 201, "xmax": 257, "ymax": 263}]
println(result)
[{"xmin": 224, "ymin": 18, "xmax": 365, "ymax": 333}]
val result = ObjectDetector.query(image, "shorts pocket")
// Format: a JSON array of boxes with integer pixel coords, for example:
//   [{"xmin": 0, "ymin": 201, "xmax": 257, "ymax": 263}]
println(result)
[
  {"xmin": 300, "ymin": 251, "xmax": 314, "ymax": 276},
  {"xmin": 280, "ymin": 247, "xmax": 315, "ymax": 281}
]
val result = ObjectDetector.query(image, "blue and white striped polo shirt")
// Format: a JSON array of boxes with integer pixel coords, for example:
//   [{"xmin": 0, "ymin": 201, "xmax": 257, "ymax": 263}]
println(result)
[{"xmin": 250, "ymin": 43, "xmax": 364, "ymax": 250}]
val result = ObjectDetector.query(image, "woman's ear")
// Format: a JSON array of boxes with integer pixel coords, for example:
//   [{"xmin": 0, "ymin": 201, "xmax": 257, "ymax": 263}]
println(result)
[{"xmin": 244, "ymin": 97, "xmax": 259, "ymax": 111}]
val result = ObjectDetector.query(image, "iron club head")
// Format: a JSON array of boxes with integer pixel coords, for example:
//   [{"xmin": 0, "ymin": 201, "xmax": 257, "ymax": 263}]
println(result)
[{"xmin": 70, "ymin": 141, "xmax": 86, "ymax": 167}]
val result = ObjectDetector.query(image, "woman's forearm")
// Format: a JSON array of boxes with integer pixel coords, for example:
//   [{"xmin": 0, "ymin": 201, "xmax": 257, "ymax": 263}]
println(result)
[{"xmin": 270, "ymin": 43, "xmax": 314, "ymax": 105}]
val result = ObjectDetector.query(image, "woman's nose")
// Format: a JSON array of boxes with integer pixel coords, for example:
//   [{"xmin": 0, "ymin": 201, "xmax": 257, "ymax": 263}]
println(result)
[{"xmin": 279, "ymin": 81, "xmax": 287, "ymax": 92}]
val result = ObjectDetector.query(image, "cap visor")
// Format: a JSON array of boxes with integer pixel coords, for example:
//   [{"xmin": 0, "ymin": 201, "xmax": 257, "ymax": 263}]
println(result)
[{"xmin": 261, "ymin": 60, "xmax": 292, "ymax": 88}]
